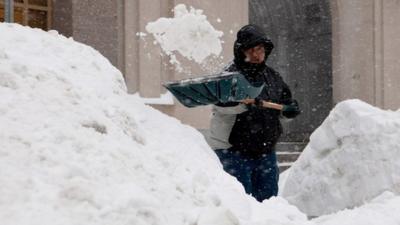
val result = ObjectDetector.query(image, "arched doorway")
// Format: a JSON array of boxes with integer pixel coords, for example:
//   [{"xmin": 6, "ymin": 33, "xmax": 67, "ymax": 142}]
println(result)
[{"xmin": 249, "ymin": 0, "xmax": 333, "ymax": 168}]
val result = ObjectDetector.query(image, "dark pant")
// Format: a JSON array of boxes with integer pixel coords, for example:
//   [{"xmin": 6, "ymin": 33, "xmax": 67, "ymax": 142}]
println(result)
[{"xmin": 215, "ymin": 149, "xmax": 279, "ymax": 202}]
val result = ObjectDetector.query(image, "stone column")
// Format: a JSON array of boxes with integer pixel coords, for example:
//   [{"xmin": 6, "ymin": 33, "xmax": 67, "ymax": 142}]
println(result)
[
  {"xmin": 52, "ymin": 0, "xmax": 73, "ymax": 37},
  {"xmin": 382, "ymin": 0, "xmax": 400, "ymax": 109},
  {"xmin": 331, "ymin": 0, "xmax": 400, "ymax": 110},
  {"xmin": 70, "ymin": 0, "xmax": 121, "ymax": 69}
]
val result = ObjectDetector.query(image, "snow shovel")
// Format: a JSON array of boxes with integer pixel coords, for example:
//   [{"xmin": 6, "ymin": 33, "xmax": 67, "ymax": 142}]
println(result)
[{"xmin": 163, "ymin": 72, "xmax": 265, "ymax": 108}]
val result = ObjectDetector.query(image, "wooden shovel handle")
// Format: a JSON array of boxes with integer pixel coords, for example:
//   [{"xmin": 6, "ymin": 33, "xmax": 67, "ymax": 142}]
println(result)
[{"xmin": 260, "ymin": 101, "xmax": 284, "ymax": 110}]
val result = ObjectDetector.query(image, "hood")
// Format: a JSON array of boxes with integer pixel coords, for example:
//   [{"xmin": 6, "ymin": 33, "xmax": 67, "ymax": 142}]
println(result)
[{"xmin": 233, "ymin": 25, "xmax": 274, "ymax": 75}]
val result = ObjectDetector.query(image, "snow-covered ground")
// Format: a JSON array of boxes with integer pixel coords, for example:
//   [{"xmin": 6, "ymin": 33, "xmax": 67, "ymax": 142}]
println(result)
[
  {"xmin": 314, "ymin": 192, "xmax": 400, "ymax": 225},
  {"xmin": 1, "ymin": 17, "xmax": 400, "ymax": 225}
]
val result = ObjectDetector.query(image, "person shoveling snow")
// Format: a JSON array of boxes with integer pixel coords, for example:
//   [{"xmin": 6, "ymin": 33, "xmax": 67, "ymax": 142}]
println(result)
[
  {"xmin": 166, "ymin": 24, "xmax": 301, "ymax": 202},
  {"xmin": 146, "ymin": 5, "xmax": 301, "ymax": 202}
]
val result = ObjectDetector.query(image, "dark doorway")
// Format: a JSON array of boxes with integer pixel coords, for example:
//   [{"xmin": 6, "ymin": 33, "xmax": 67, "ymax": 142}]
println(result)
[
  {"xmin": 250, "ymin": 0, "xmax": 332, "ymax": 170},
  {"xmin": 250, "ymin": 0, "xmax": 332, "ymax": 143}
]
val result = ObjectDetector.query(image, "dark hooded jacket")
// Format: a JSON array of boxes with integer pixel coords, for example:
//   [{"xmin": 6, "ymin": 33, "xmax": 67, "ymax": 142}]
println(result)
[{"xmin": 213, "ymin": 24, "xmax": 300, "ymax": 157}]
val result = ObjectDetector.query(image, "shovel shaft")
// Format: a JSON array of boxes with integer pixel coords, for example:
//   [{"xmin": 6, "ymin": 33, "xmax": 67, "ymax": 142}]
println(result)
[{"xmin": 260, "ymin": 101, "xmax": 284, "ymax": 110}]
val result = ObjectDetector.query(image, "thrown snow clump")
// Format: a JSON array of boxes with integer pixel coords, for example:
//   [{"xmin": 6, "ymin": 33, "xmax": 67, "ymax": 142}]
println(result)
[
  {"xmin": 0, "ymin": 23, "xmax": 311, "ymax": 225},
  {"xmin": 145, "ymin": 4, "xmax": 223, "ymax": 64},
  {"xmin": 282, "ymin": 99, "xmax": 400, "ymax": 216}
]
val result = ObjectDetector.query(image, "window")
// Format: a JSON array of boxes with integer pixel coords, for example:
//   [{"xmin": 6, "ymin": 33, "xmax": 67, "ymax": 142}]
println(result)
[{"xmin": 0, "ymin": 0, "xmax": 52, "ymax": 30}]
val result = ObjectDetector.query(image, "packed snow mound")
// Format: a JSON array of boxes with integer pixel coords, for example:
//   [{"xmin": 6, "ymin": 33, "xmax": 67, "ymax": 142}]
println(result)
[
  {"xmin": 281, "ymin": 99, "xmax": 400, "ymax": 216},
  {"xmin": 0, "ymin": 23, "xmax": 311, "ymax": 225},
  {"xmin": 314, "ymin": 192, "xmax": 400, "ymax": 225},
  {"xmin": 145, "ymin": 4, "xmax": 223, "ymax": 65}
]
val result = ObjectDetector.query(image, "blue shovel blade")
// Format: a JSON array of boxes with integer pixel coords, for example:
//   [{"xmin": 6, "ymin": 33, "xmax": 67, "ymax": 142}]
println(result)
[{"xmin": 163, "ymin": 72, "xmax": 265, "ymax": 108}]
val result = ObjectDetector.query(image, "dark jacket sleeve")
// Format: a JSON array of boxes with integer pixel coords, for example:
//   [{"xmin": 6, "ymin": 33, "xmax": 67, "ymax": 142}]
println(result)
[
  {"xmin": 215, "ymin": 102, "xmax": 240, "ymax": 107},
  {"xmin": 280, "ymin": 78, "xmax": 301, "ymax": 118}
]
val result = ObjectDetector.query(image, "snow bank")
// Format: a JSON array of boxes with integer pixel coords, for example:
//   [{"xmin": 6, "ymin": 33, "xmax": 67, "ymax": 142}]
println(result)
[
  {"xmin": 281, "ymin": 99, "xmax": 400, "ymax": 216},
  {"xmin": 0, "ymin": 23, "xmax": 309, "ymax": 225},
  {"xmin": 314, "ymin": 192, "xmax": 400, "ymax": 225},
  {"xmin": 145, "ymin": 4, "xmax": 223, "ymax": 68}
]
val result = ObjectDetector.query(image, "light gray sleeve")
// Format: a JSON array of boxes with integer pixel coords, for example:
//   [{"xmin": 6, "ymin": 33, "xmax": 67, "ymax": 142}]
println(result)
[
  {"xmin": 208, "ymin": 104, "xmax": 246, "ymax": 150},
  {"xmin": 212, "ymin": 104, "xmax": 248, "ymax": 115}
]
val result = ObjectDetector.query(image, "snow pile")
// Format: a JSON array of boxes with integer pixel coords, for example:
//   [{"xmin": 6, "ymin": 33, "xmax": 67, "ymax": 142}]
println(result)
[
  {"xmin": 0, "ymin": 23, "xmax": 310, "ymax": 225},
  {"xmin": 145, "ymin": 4, "xmax": 223, "ymax": 67},
  {"xmin": 314, "ymin": 192, "xmax": 400, "ymax": 225},
  {"xmin": 281, "ymin": 99, "xmax": 400, "ymax": 216}
]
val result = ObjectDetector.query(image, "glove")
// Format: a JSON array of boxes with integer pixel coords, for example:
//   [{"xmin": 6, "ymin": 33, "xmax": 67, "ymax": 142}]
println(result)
[
  {"xmin": 282, "ymin": 104, "xmax": 299, "ymax": 112},
  {"xmin": 282, "ymin": 100, "xmax": 300, "ymax": 118}
]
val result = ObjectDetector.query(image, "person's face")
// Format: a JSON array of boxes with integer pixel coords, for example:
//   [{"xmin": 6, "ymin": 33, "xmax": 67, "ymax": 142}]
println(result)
[{"xmin": 243, "ymin": 44, "xmax": 265, "ymax": 64}]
